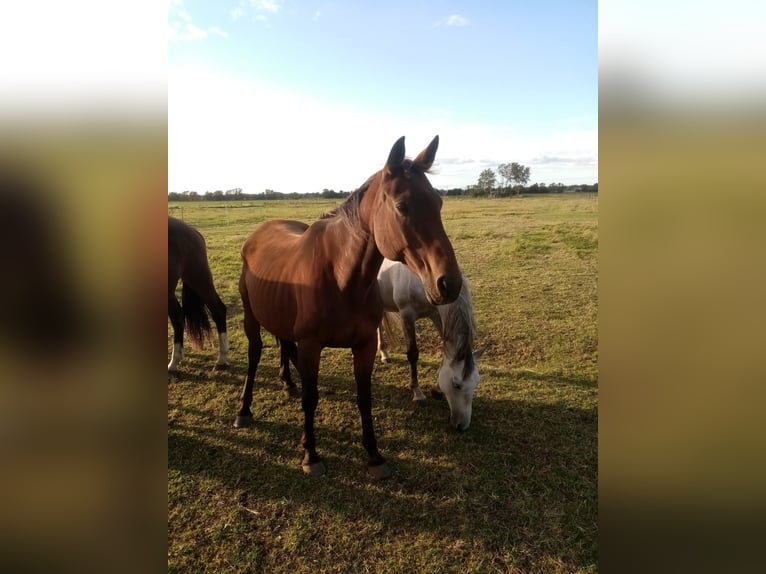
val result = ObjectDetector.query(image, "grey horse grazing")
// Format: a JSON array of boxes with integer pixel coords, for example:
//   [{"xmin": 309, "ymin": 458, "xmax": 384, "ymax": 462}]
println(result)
[{"xmin": 377, "ymin": 259, "xmax": 481, "ymax": 430}]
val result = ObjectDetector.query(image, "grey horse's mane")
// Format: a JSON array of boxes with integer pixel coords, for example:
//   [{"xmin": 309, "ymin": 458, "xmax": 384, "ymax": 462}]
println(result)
[{"xmin": 440, "ymin": 275, "xmax": 477, "ymax": 378}]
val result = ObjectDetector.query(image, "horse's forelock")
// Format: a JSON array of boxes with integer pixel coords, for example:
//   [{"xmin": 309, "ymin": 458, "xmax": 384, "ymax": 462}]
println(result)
[{"xmin": 396, "ymin": 158, "xmax": 434, "ymax": 178}]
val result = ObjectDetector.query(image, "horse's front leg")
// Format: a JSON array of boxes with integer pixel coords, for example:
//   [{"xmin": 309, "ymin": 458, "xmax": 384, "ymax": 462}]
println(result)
[
  {"xmin": 353, "ymin": 336, "xmax": 392, "ymax": 479},
  {"xmin": 401, "ymin": 314, "xmax": 426, "ymax": 404},
  {"xmin": 296, "ymin": 341, "xmax": 324, "ymax": 476},
  {"xmin": 377, "ymin": 324, "xmax": 391, "ymax": 364},
  {"xmin": 234, "ymin": 301, "xmax": 261, "ymax": 428}
]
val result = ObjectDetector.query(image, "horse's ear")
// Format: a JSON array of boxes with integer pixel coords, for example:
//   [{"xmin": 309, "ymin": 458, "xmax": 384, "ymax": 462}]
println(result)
[
  {"xmin": 413, "ymin": 135, "xmax": 439, "ymax": 170},
  {"xmin": 385, "ymin": 136, "xmax": 406, "ymax": 173},
  {"xmin": 473, "ymin": 346, "xmax": 486, "ymax": 361}
]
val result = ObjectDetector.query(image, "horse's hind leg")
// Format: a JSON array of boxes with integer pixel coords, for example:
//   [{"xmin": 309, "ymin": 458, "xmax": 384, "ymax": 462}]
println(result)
[
  {"xmin": 194, "ymin": 277, "xmax": 229, "ymax": 370},
  {"xmin": 278, "ymin": 339, "xmax": 301, "ymax": 399},
  {"xmin": 234, "ymin": 282, "xmax": 261, "ymax": 428},
  {"xmin": 402, "ymin": 314, "xmax": 426, "ymax": 404},
  {"xmin": 184, "ymin": 260, "xmax": 229, "ymax": 370},
  {"xmin": 208, "ymin": 292, "xmax": 229, "ymax": 370},
  {"xmin": 168, "ymin": 293, "xmax": 184, "ymax": 372}
]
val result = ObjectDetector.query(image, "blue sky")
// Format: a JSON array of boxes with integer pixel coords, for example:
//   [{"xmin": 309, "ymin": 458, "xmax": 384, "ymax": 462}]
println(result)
[{"xmin": 169, "ymin": 1, "xmax": 597, "ymax": 194}]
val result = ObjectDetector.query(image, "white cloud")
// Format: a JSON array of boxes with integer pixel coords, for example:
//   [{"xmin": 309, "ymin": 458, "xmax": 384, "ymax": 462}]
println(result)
[
  {"xmin": 233, "ymin": 0, "xmax": 283, "ymax": 22},
  {"xmin": 434, "ymin": 14, "xmax": 470, "ymax": 28},
  {"xmin": 248, "ymin": 0, "xmax": 282, "ymax": 14},
  {"xmin": 169, "ymin": 0, "xmax": 227, "ymax": 42},
  {"xmin": 168, "ymin": 68, "xmax": 597, "ymax": 194}
]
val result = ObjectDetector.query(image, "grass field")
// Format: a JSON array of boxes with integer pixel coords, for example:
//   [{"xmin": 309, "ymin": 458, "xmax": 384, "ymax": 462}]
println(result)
[{"xmin": 168, "ymin": 194, "xmax": 598, "ymax": 573}]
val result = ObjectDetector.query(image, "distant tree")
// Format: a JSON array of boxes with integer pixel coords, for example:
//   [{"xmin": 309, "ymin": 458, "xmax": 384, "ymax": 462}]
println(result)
[
  {"xmin": 476, "ymin": 168, "xmax": 496, "ymax": 196},
  {"xmin": 497, "ymin": 163, "xmax": 512, "ymax": 195},
  {"xmin": 496, "ymin": 162, "xmax": 531, "ymax": 196},
  {"xmin": 508, "ymin": 163, "xmax": 531, "ymax": 195}
]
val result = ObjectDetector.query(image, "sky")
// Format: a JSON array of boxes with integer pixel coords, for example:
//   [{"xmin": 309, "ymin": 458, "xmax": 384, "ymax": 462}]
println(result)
[{"xmin": 169, "ymin": 0, "xmax": 598, "ymax": 194}]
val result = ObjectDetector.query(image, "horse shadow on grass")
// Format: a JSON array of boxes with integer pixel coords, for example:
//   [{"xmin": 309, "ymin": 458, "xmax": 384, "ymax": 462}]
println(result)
[{"xmin": 168, "ymin": 361, "xmax": 597, "ymax": 571}]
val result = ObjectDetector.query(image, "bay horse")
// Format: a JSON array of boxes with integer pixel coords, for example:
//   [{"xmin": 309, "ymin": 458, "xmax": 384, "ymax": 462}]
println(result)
[
  {"xmin": 377, "ymin": 259, "xmax": 481, "ymax": 431},
  {"xmin": 236, "ymin": 135, "xmax": 462, "ymax": 479},
  {"xmin": 168, "ymin": 216, "xmax": 229, "ymax": 372}
]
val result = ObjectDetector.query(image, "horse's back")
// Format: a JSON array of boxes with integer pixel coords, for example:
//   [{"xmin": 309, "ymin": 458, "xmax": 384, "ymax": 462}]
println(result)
[{"xmin": 241, "ymin": 219, "xmax": 309, "ymax": 262}]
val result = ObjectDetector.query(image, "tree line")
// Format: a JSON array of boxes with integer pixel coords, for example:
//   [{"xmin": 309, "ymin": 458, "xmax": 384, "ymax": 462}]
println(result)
[
  {"xmin": 466, "ymin": 162, "xmax": 596, "ymax": 197},
  {"xmin": 168, "ymin": 170, "xmax": 597, "ymax": 201},
  {"xmin": 168, "ymin": 188, "xmax": 353, "ymax": 201}
]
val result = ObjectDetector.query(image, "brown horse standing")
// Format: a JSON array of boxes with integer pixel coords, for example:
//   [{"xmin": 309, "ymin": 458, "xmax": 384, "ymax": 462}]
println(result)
[
  {"xmin": 168, "ymin": 216, "xmax": 229, "ymax": 372},
  {"xmin": 236, "ymin": 135, "xmax": 462, "ymax": 479}
]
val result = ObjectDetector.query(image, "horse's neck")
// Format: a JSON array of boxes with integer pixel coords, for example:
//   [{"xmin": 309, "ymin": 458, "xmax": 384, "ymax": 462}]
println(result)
[{"xmin": 328, "ymin": 192, "xmax": 383, "ymax": 292}]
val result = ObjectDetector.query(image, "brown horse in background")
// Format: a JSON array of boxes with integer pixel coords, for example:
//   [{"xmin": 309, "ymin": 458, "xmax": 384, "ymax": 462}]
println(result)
[
  {"xmin": 236, "ymin": 135, "xmax": 462, "ymax": 479},
  {"xmin": 168, "ymin": 216, "xmax": 229, "ymax": 372}
]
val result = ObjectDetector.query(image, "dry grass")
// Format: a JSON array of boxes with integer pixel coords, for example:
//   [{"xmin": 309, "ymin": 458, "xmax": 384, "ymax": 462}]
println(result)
[{"xmin": 168, "ymin": 194, "xmax": 598, "ymax": 573}]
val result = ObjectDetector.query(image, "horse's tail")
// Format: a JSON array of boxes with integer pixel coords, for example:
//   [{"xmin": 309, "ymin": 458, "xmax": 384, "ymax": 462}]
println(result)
[
  {"xmin": 182, "ymin": 282, "xmax": 211, "ymax": 351},
  {"xmin": 380, "ymin": 311, "xmax": 401, "ymax": 349}
]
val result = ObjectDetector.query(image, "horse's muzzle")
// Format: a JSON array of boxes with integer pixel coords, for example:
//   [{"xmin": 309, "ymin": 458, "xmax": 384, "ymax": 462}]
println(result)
[
  {"xmin": 435, "ymin": 274, "xmax": 462, "ymax": 304},
  {"xmin": 448, "ymin": 414, "xmax": 468, "ymax": 432}
]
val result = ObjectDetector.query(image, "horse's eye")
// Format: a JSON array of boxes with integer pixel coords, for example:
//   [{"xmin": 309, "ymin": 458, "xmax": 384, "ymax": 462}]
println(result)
[{"xmin": 396, "ymin": 202, "xmax": 409, "ymax": 215}]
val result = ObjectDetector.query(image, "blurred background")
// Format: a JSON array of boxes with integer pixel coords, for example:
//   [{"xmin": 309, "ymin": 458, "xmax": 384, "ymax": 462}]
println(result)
[
  {"xmin": 1, "ymin": 1, "xmax": 765, "ymax": 572},
  {"xmin": 0, "ymin": 2, "xmax": 166, "ymax": 572},
  {"xmin": 599, "ymin": 1, "xmax": 766, "ymax": 571}
]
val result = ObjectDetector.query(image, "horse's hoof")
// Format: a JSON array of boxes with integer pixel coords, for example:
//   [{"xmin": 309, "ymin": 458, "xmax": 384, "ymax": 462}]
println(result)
[
  {"xmin": 233, "ymin": 415, "xmax": 254, "ymax": 428},
  {"xmin": 302, "ymin": 461, "xmax": 326, "ymax": 476},
  {"xmin": 367, "ymin": 462, "xmax": 392, "ymax": 480},
  {"xmin": 380, "ymin": 357, "xmax": 391, "ymax": 364},
  {"xmin": 213, "ymin": 363, "xmax": 229, "ymax": 371},
  {"xmin": 283, "ymin": 386, "xmax": 301, "ymax": 400},
  {"xmin": 413, "ymin": 397, "xmax": 428, "ymax": 407}
]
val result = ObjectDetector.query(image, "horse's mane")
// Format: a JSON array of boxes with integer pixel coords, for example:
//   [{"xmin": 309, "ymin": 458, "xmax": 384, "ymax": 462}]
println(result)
[
  {"xmin": 320, "ymin": 175, "xmax": 374, "ymax": 224},
  {"xmin": 440, "ymin": 276, "xmax": 478, "ymax": 378},
  {"xmin": 320, "ymin": 158, "xmax": 435, "ymax": 223}
]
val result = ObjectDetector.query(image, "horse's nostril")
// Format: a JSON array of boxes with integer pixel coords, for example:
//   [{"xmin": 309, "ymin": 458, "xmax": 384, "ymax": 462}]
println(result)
[{"xmin": 437, "ymin": 276, "xmax": 449, "ymax": 297}]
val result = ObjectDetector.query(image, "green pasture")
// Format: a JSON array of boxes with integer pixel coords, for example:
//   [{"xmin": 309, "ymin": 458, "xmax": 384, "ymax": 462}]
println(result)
[{"xmin": 168, "ymin": 194, "xmax": 598, "ymax": 573}]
